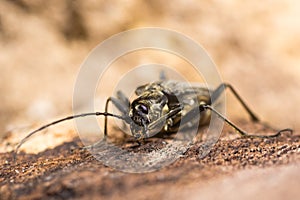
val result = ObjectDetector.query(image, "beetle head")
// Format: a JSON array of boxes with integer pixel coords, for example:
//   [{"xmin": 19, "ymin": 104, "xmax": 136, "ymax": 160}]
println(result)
[{"xmin": 129, "ymin": 91, "xmax": 167, "ymax": 139}]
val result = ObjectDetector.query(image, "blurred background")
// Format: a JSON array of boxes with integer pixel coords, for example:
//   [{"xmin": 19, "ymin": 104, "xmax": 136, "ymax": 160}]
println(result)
[{"xmin": 0, "ymin": 0, "xmax": 299, "ymax": 144}]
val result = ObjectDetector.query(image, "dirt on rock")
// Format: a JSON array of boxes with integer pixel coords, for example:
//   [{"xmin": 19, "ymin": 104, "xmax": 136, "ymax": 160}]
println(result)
[{"xmin": 1, "ymin": 122, "xmax": 299, "ymax": 200}]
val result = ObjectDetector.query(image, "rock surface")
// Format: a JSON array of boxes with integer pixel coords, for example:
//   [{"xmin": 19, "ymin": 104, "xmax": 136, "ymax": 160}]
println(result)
[{"xmin": 1, "ymin": 123, "xmax": 299, "ymax": 200}]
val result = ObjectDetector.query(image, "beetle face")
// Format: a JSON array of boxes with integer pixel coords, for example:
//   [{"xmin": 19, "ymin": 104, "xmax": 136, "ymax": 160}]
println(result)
[
  {"xmin": 129, "ymin": 103, "xmax": 150, "ymax": 139},
  {"xmin": 129, "ymin": 92, "xmax": 167, "ymax": 139}
]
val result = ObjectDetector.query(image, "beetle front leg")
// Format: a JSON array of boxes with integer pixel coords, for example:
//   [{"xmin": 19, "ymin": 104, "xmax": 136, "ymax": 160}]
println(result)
[
  {"xmin": 104, "ymin": 91, "xmax": 131, "ymax": 138},
  {"xmin": 147, "ymin": 106, "xmax": 181, "ymax": 134}
]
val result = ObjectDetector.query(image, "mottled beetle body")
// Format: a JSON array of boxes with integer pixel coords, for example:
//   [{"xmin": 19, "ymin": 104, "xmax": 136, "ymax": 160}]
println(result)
[{"xmin": 127, "ymin": 80, "xmax": 212, "ymax": 139}]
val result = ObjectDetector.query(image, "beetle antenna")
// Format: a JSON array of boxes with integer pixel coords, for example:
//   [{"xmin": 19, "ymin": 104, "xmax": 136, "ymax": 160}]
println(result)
[{"xmin": 14, "ymin": 112, "xmax": 126, "ymax": 158}]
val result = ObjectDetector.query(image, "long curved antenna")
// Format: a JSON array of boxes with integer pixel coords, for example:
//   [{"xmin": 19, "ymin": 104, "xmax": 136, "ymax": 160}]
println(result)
[{"xmin": 14, "ymin": 112, "xmax": 126, "ymax": 157}]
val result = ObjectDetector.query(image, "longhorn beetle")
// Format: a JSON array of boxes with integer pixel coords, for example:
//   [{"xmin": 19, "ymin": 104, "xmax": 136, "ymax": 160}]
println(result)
[{"xmin": 14, "ymin": 74, "xmax": 292, "ymax": 155}]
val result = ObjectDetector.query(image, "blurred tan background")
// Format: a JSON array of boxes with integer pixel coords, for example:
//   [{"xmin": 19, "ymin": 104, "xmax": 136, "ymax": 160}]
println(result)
[{"xmin": 0, "ymin": 0, "xmax": 300, "ymax": 140}]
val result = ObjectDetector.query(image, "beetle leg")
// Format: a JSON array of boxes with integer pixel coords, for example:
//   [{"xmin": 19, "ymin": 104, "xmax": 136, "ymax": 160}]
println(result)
[
  {"xmin": 148, "ymin": 106, "xmax": 182, "ymax": 131},
  {"xmin": 159, "ymin": 70, "xmax": 167, "ymax": 81},
  {"xmin": 116, "ymin": 90, "xmax": 130, "ymax": 108},
  {"xmin": 201, "ymin": 104, "xmax": 293, "ymax": 138},
  {"xmin": 211, "ymin": 83, "xmax": 259, "ymax": 122},
  {"xmin": 104, "ymin": 93, "xmax": 130, "ymax": 138}
]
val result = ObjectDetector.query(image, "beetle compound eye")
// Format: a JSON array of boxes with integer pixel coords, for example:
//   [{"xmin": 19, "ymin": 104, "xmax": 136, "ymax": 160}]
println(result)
[{"xmin": 137, "ymin": 104, "xmax": 148, "ymax": 114}]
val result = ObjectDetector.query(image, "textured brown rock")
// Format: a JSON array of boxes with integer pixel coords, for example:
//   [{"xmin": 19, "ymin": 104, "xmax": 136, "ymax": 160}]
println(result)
[{"xmin": 1, "ymin": 123, "xmax": 299, "ymax": 200}]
